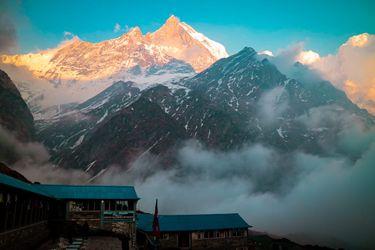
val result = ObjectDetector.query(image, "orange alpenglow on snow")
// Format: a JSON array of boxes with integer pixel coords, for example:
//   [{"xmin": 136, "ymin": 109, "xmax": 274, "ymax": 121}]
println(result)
[
  {"xmin": 295, "ymin": 33, "xmax": 375, "ymax": 115},
  {"xmin": 0, "ymin": 15, "xmax": 228, "ymax": 82}
]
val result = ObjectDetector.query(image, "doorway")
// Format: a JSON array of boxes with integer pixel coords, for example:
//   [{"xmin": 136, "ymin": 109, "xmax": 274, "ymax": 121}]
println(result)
[{"xmin": 178, "ymin": 232, "xmax": 191, "ymax": 248}]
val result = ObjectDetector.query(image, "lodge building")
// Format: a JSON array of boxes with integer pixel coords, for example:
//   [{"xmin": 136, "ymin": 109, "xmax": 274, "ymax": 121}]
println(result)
[
  {"xmin": 137, "ymin": 213, "xmax": 249, "ymax": 249},
  {"xmin": 0, "ymin": 172, "xmax": 250, "ymax": 250}
]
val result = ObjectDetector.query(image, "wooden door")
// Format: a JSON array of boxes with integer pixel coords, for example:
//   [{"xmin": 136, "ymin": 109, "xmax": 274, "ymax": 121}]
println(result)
[{"xmin": 178, "ymin": 232, "xmax": 191, "ymax": 248}]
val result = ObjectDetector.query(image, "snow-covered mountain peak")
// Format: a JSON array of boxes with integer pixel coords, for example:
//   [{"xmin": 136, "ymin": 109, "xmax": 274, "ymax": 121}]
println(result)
[
  {"xmin": 1, "ymin": 15, "xmax": 227, "ymax": 81},
  {"xmin": 149, "ymin": 15, "xmax": 228, "ymax": 72},
  {"xmin": 59, "ymin": 36, "xmax": 82, "ymax": 47},
  {"xmin": 0, "ymin": 16, "xmax": 228, "ymax": 117},
  {"xmin": 178, "ymin": 21, "xmax": 228, "ymax": 59},
  {"xmin": 165, "ymin": 15, "xmax": 181, "ymax": 25},
  {"xmin": 126, "ymin": 26, "xmax": 143, "ymax": 38}
]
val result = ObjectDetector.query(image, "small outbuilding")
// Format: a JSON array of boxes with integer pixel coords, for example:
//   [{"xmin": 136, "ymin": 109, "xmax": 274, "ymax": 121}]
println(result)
[{"xmin": 137, "ymin": 213, "xmax": 250, "ymax": 249}]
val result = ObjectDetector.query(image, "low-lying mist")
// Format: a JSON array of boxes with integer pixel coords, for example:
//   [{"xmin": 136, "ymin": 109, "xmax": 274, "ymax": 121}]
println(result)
[
  {"xmin": 0, "ymin": 102, "xmax": 375, "ymax": 248},
  {"xmin": 0, "ymin": 126, "xmax": 90, "ymax": 183},
  {"xmin": 98, "ymin": 137, "xmax": 375, "ymax": 249},
  {"xmin": 1, "ymin": 102, "xmax": 374, "ymax": 249}
]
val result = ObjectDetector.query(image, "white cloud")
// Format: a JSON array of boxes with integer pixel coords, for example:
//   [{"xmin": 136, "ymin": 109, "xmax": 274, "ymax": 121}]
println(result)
[
  {"xmin": 113, "ymin": 23, "xmax": 121, "ymax": 33},
  {"xmin": 95, "ymin": 116, "xmax": 375, "ymax": 249},
  {"xmin": 296, "ymin": 33, "xmax": 375, "ymax": 114},
  {"xmin": 295, "ymin": 50, "xmax": 320, "ymax": 65},
  {"xmin": 257, "ymin": 86, "xmax": 289, "ymax": 125},
  {"xmin": 63, "ymin": 31, "xmax": 75, "ymax": 40},
  {"xmin": 113, "ymin": 23, "xmax": 130, "ymax": 34},
  {"xmin": 258, "ymin": 50, "xmax": 274, "ymax": 57}
]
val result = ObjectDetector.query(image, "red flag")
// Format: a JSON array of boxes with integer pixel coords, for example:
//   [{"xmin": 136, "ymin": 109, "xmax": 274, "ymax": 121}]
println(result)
[{"xmin": 152, "ymin": 199, "xmax": 161, "ymax": 238}]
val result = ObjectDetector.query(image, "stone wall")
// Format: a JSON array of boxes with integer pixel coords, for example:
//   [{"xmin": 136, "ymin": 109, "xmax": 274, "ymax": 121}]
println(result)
[
  {"xmin": 191, "ymin": 231, "xmax": 248, "ymax": 249},
  {"xmin": 0, "ymin": 221, "xmax": 50, "ymax": 250},
  {"xmin": 142, "ymin": 231, "xmax": 249, "ymax": 250},
  {"xmin": 191, "ymin": 236, "xmax": 248, "ymax": 250},
  {"xmin": 159, "ymin": 233, "xmax": 179, "ymax": 249}
]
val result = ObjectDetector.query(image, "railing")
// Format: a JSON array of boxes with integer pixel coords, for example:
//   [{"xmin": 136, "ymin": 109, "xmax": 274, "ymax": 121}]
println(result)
[{"xmin": 68, "ymin": 210, "xmax": 135, "ymax": 223}]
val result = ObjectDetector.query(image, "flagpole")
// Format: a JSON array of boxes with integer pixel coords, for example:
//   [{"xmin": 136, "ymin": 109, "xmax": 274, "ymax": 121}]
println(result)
[{"xmin": 152, "ymin": 198, "xmax": 160, "ymax": 250}]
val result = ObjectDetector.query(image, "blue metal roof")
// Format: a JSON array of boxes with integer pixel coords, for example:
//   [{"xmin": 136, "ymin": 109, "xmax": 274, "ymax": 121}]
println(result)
[
  {"xmin": 0, "ymin": 173, "xmax": 50, "ymax": 197},
  {"xmin": 35, "ymin": 184, "xmax": 139, "ymax": 200},
  {"xmin": 137, "ymin": 213, "xmax": 250, "ymax": 232},
  {"xmin": 0, "ymin": 173, "xmax": 139, "ymax": 200}
]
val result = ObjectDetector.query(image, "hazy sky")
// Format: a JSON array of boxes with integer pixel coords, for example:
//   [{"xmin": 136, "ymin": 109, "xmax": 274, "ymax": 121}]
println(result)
[{"xmin": 1, "ymin": 0, "xmax": 374, "ymax": 55}]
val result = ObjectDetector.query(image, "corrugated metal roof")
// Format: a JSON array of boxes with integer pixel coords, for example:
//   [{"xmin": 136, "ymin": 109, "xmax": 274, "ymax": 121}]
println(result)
[
  {"xmin": 0, "ymin": 173, "xmax": 50, "ymax": 197},
  {"xmin": 137, "ymin": 213, "xmax": 250, "ymax": 232},
  {"xmin": 0, "ymin": 173, "xmax": 139, "ymax": 200},
  {"xmin": 35, "ymin": 184, "xmax": 139, "ymax": 200}
]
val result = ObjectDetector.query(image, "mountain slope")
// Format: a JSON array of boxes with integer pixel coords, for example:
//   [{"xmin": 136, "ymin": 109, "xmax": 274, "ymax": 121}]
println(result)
[
  {"xmin": 37, "ymin": 81, "xmax": 141, "ymax": 154},
  {"xmin": 0, "ymin": 16, "xmax": 221, "ymax": 119},
  {"xmin": 55, "ymin": 97, "xmax": 188, "ymax": 173},
  {"xmin": 177, "ymin": 47, "xmax": 373, "ymax": 151},
  {"xmin": 0, "ymin": 69, "xmax": 35, "ymax": 141},
  {"xmin": 37, "ymin": 47, "xmax": 374, "ymax": 173}
]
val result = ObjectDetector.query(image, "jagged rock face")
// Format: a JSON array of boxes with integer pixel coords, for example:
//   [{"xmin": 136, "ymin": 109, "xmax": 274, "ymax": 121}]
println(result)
[
  {"xmin": 0, "ymin": 70, "xmax": 35, "ymax": 142},
  {"xmin": 54, "ymin": 97, "xmax": 188, "ymax": 173},
  {"xmin": 148, "ymin": 15, "xmax": 228, "ymax": 72},
  {"xmin": 36, "ymin": 47, "xmax": 374, "ymax": 173},
  {"xmin": 38, "ymin": 81, "xmax": 141, "ymax": 155},
  {"xmin": 0, "ymin": 16, "xmax": 228, "ymax": 83}
]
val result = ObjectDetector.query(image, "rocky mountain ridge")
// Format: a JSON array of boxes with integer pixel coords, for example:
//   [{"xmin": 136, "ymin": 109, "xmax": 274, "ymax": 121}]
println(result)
[
  {"xmin": 0, "ymin": 15, "xmax": 227, "ymax": 83},
  {"xmin": 36, "ymin": 47, "xmax": 374, "ymax": 174}
]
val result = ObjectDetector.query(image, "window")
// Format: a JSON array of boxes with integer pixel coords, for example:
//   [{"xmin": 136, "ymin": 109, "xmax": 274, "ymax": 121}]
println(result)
[
  {"xmin": 88, "ymin": 200, "xmax": 94, "ymax": 210},
  {"xmin": 225, "ymin": 231, "xmax": 230, "ymax": 238},
  {"xmin": 128, "ymin": 200, "xmax": 135, "ymax": 210},
  {"xmin": 82, "ymin": 200, "xmax": 89, "ymax": 210},
  {"xmin": 232, "ymin": 230, "xmax": 244, "ymax": 237},
  {"xmin": 203, "ymin": 231, "xmax": 215, "ymax": 238},
  {"xmin": 161, "ymin": 233, "xmax": 169, "ymax": 240},
  {"xmin": 105, "ymin": 200, "xmax": 110, "ymax": 210},
  {"xmin": 70, "ymin": 200, "xmax": 102, "ymax": 211},
  {"xmin": 196, "ymin": 233, "xmax": 202, "ymax": 239},
  {"xmin": 110, "ymin": 200, "xmax": 116, "ymax": 210},
  {"xmin": 94, "ymin": 200, "xmax": 101, "ymax": 210},
  {"xmin": 115, "ymin": 200, "xmax": 128, "ymax": 210},
  {"xmin": 70, "ymin": 201, "xmax": 84, "ymax": 211},
  {"xmin": 219, "ymin": 231, "xmax": 226, "ymax": 238}
]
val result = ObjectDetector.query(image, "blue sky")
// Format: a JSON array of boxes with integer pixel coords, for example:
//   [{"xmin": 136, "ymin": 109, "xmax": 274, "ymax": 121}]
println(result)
[{"xmin": 2, "ymin": 0, "xmax": 374, "ymax": 55}]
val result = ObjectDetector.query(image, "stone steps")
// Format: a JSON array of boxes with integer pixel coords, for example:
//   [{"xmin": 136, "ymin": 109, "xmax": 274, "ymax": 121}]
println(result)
[{"xmin": 65, "ymin": 237, "xmax": 87, "ymax": 250}]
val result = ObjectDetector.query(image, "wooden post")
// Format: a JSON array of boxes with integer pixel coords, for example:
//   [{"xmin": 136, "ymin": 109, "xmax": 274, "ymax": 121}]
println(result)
[
  {"xmin": 3, "ymin": 196, "xmax": 9, "ymax": 231},
  {"xmin": 66, "ymin": 201, "xmax": 70, "ymax": 220},
  {"xmin": 19, "ymin": 198, "xmax": 25, "ymax": 227},
  {"xmin": 100, "ymin": 200, "xmax": 104, "ymax": 228},
  {"xmin": 12, "ymin": 193, "xmax": 18, "ymax": 229}
]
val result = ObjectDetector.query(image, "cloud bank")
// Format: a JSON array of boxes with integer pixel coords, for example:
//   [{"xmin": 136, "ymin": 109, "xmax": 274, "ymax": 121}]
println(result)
[
  {"xmin": 95, "ymin": 105, "xmax": 375, "ymax": 249},
  {"xmin": 296, "ymin": 33, "xmax": 375, "ymax": 115},
  {"xmin": 0, "ymin": 12, "xmax": 17, "ymax": 53},
  {"xmin": 2, "ymin": 102, "xmax": 374, "ymax": 249},
  {"xmin": 0, "ymin": 125, "xmax": 90, "ymax": 184}
]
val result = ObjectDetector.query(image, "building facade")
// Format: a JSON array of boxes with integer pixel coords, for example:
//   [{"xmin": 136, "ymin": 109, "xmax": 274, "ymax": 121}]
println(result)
[
  {"xmin": 1, "ymin": 172, "xmax": 250, "ymax": 250},
  {"xmin": 0, "ymin": 173, "xmax": 139, "ymax": 250},
  {"xmin": 137, "ymin": 213, "xmax": 250, "ymax": 249},
  {"xmin": 0, "ymin": 174, "xmax": 53, "ymax": 250}
]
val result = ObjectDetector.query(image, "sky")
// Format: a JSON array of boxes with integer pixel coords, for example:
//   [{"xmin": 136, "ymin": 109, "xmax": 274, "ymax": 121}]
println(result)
[
  {"xmin": 1, "ymin": 0, "xmax": 374, "ymax": 55},
  {"xmin": 1, "ymin": 1, "xmax": 375, "ymax": 248}
]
